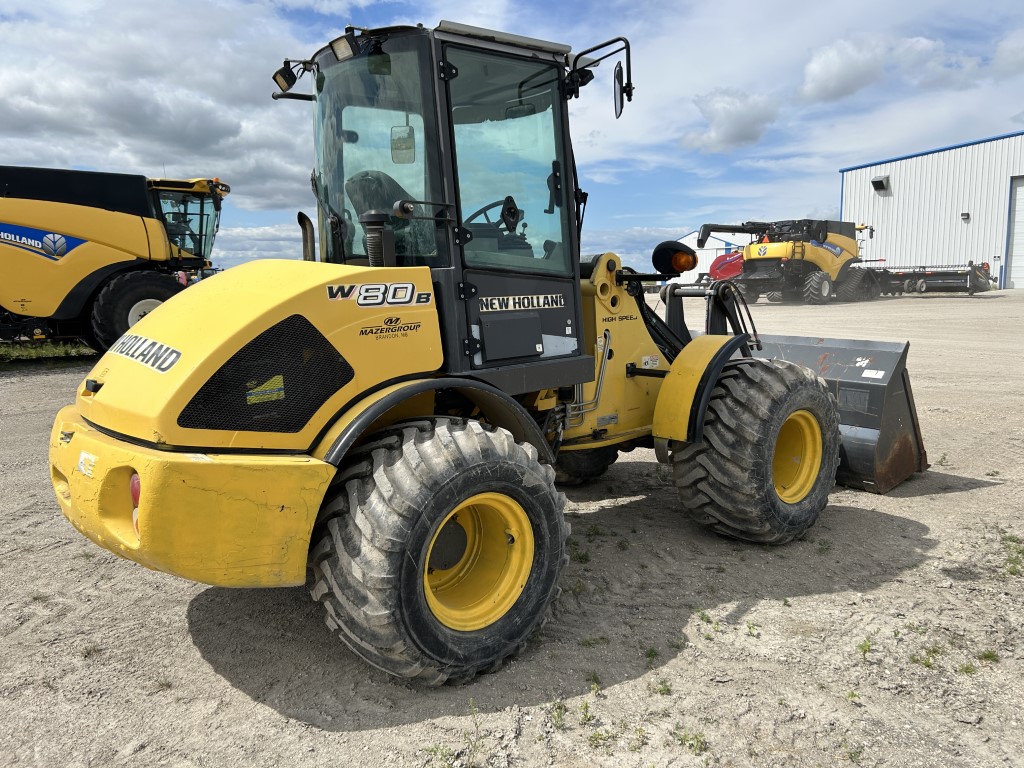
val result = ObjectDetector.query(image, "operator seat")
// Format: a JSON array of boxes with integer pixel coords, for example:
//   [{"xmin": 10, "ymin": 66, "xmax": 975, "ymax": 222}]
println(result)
[{"xmin": 345, "ymin": 170, "xmax": 415, "ymax": 224}]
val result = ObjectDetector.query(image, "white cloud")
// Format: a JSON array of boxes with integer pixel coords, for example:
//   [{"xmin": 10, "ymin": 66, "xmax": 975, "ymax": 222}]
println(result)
[
  {"xmin": 683, "ymin": 89, "xmax": 778, "ymax": 153},
  {"xmin": 799, "ymin": 40, "xmax": 885, "ymax": 102},
  {"xmin": 992, "ymin": 28, "xmax": 1024, "ymax": 78},
  {"xmin": 213, "ymin": 224, "xmax": 305, "ymax": 268}
]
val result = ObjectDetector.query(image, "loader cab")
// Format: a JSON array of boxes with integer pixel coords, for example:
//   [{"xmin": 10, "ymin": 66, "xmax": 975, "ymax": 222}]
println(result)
[{"xmin": 305, "ymin": 22, "xmax": 626, "ymax": 391}]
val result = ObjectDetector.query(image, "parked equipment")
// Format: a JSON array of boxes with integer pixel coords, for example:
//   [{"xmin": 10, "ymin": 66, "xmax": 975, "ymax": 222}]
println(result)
[
  {"xmin": 1, "ymin": 166, "xmax": 229, "ymax": 350},
  {"xmin": 50, "ymin": 22, "xmax": 926, "ymax": 685},
  {"xmin": 884, "ymin": 262, "xmax": 996, "ymax": 295},
  {"xmin": 696, "ymin": 219, "xmax": 883, "ymax": 304}
]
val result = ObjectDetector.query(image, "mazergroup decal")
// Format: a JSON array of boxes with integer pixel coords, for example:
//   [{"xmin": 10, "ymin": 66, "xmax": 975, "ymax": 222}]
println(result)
[
  {"xmin": 108, "ymin": 334, "xmax": 182, "ymax": 372},
  {"xmin": 359, "ymin": 315, "xmax": 423, "ymax": 339},
  {"xmin": 478, "ymin": 294, "xmax": 566, "ymax": 312},
  {"xmin": 327, "ymin": 282, "xmax": 432, "ymax": 306},
  {"xmin": 0, "ymin": 223, "xmax": 86, "ymax": 261}
]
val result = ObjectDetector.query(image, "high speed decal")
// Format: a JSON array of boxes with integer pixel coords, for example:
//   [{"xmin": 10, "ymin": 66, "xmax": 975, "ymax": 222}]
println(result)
[
  {"xmin": 327, "ymin": 282, "xmax": 432, "ymax": 306},
  {"xmin": 108, "ymin": 334, "xmax": 182, "ymax": 372},
  {"xmin": 0, "ymin": 223, "xmax": 86, "ymax": 261}
]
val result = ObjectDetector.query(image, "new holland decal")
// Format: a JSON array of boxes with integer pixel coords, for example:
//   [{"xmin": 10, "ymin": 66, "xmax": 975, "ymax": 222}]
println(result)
[
  {"xmin": 108, "ymin": 334, "xmax": 182, "ymax": 372},
  {"xmin": 0, "ymin": 223, "xmax": 86, "ymax": 261},
  {"xmin": 478, "ymin": 294, "xmax": 566, "ymax": 312},
  {"xmin": 811, "ymin": 240, "xmax": 845, "ymax": 258}
]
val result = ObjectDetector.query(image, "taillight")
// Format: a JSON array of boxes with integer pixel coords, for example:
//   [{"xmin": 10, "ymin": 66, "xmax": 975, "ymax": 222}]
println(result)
[{"xmin": 130, "ymin": 473, "xmax": 141, "ymax": 536}]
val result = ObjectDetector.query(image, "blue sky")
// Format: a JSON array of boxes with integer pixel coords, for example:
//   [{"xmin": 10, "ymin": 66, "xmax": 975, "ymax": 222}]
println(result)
[{"xmin": 3, "ymin": 0, "xmax": 1023, "ymax": 270}]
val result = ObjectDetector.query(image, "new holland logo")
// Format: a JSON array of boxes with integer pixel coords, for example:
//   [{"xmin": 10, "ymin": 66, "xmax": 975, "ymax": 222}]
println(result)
[
  {"xmin": 478, "ymin": 294, "xmax": 566, "ymax": 312},
  {"xmin": 0, "ymin": 223, "xmax": 86, "ymax": 261},
  {"xmin": 108, "ymin": 334, "xmax": 182, "ymax": 372},
  {"xmin": 811, "ymin": 240, "xmax": 844, "ymax": 258},
  {"xmin": 757, "ymin": 245, "xmax": 768, "ymax": 257}
]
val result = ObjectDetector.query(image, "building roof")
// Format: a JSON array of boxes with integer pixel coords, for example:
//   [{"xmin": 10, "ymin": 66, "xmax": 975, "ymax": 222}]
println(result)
[{"xmin": 839, "ymin": 129, "xmax": 1024, "ymax": 174}]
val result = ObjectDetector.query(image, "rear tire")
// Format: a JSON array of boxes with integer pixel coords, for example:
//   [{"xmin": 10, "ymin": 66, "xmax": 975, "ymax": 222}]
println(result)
[
  {"xmin": 554, "ymin": 445, "xmax": 619, "ymax": 485},
  {"xmin": 309, "ymin": 418, "xmax": 568, "ymax": 685},
  {"xmin": 765, "ymin": 291, "xmax": 783, "ymax": 303},
  {"xmin": 836, "ymin": 268, "xmax": 867, "ymax": 302},
  {"xmin": 671, "ymin": 359, "xmax": 840, "ymax": 544},
  {"xmin": 90, "ymin": 271, "xmax": 185, "ymax": 349},
  {"xmin": 803, "ymin": 271, "xmax": 834, "ymax": 304}
]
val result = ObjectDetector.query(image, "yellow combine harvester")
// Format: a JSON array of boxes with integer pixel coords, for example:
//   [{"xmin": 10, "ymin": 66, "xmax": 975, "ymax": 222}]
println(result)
[
  {"xmin": 49, "ymin": 21, "xmax": 926, "ymax": 685},
  {"xmin": 1, "ymin": 166, "xmax": 229, "ymax": 349}
]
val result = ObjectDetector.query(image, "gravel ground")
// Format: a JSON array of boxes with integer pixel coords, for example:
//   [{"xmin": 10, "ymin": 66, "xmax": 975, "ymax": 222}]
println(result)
[{"xmin": 1, "ymin": 289, "xmax": 1022, "ymax": 767}]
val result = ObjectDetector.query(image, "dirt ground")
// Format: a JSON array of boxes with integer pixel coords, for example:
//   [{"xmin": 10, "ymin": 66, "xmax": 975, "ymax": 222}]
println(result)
[{"xmin": 2, "ymin": 289, "xmax": 1022, "ymax": 768}]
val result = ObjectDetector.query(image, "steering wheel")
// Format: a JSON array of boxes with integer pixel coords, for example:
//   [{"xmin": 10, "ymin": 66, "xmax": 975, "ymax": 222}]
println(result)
[
  {"xmin": 465, "ymin": 196, "xmax": 523, "ymax": 234},
  {"xmin": 464, "ymin": 199, "xmax": 507, "ymax": 226}
]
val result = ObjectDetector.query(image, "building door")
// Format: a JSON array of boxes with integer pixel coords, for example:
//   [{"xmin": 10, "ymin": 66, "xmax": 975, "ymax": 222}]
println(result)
[{"xmin": 1008, "ymin": 177, "xmax": 1024, "ymax": 289}]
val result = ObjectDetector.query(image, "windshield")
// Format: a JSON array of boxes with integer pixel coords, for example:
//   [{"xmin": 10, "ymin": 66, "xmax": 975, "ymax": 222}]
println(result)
[
  {"xmin": 447, "ymin": 47, "xmax": 572, "ymax": 276},
  {"xmin": 313, "ymin": 32, "xmax": 445, "ymax": 266},
  {"xmin": 156, "ymin": 191, "xmax": 221, "ymax": 260}
]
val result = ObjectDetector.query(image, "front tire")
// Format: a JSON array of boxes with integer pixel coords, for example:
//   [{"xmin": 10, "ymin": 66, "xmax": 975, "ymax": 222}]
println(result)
[
  {"xmin": 309, "ymin": 418, "xmax": 568, "ymax": 685},
  {"xmin": 804, "ymin": 271, "xmax": 834, "ymax": 304},
  {"xmin": 671, "ymin": 359, "xmax": 840, "ymax": 544},
  {"xmin": 90, "ymin": 271, "xmax": 185, "ymax": 349}
]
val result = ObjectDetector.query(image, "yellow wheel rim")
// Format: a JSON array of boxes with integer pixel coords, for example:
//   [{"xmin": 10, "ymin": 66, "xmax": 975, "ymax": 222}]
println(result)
[
  {"xmin": 773, "ymin": 410, "xmax": 823, "ymax": 504},
  {"xmin": 424, "ymin": 492, "xmax": 535, "ymax": 632}
]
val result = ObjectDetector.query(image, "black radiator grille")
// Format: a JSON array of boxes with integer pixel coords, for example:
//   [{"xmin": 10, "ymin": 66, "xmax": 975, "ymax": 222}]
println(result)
[{"xmin": 178, "ymin": 314, "xmax": 353, "ymax": 433}]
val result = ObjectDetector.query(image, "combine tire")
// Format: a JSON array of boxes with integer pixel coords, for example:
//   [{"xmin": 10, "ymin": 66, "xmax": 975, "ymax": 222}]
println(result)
[
  {"xmin": 309, "ymin": 418, "xmax": 567, "ymax": 685},
  {"xmin": 555, "ymin": 445, "xmax": 619, "ymax": 486},
  {"xmin": 736, "ymin": 283, "xmax": 760, "ymax": 303},
  {"xmin": 671, "ymin": 359, "xmax": 840, "ymax": 544},
  {"xmin": 90, "ymin": 271, "xmax": 184, "ymax": 349},
  {"xmin": 836, "ymin": 268, "xmax": 867, "ymax": 302},
  {"xmin": 803, "ymin": 271, "xmax": 834, "ymax": 304},
  {"xmin": 766, "ymin": 291, "xmax": 784, "ymax": 303}
]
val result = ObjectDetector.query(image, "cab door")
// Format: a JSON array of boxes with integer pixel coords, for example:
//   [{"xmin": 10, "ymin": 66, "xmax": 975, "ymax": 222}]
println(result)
[{"xmin": 444, "ymin": 45, "xmax": 584, "ymax": 372}]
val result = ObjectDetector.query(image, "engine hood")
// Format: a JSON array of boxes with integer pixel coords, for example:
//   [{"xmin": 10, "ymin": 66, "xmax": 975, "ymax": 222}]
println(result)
[{"xmin": 76, "ymin": 259, "xmax": 442, "ymax": 451}]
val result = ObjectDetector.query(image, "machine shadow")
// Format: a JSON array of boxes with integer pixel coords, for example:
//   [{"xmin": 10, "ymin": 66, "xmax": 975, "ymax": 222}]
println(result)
[
  {"xmin": 885, "ymin": 469, "xmax": 1001, "ymax": 498},
  {"xmin": 188, "ymin": 467, "xmax": 937, "ymax": 732}
]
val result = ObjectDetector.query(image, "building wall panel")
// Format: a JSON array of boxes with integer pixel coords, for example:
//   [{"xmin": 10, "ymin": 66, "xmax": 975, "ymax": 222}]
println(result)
[{"xmin": 841, "ymin": 134, "xmax": 1024, "ymax": 286}]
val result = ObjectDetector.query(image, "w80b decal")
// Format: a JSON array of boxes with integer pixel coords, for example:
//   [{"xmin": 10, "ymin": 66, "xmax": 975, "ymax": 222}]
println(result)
[{"xmin": 327, "ymin": 282, "xmax": 432, "ymax": 306}]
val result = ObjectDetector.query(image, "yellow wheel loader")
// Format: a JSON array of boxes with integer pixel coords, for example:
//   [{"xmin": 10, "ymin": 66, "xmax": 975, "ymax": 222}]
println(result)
[
  {"xmin": 696, "ymin": 219, "xmax": 882, "ymax": 304},
  {"xmin": 1, "ymin": 166, "xmax": 229, "ymax": 350},
  {"xmin": 49, "ymin": 22, "xmax": 926, "ymax": 685}
]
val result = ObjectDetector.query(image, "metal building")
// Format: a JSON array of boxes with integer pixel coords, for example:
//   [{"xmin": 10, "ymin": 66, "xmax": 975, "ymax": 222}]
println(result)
[{"xmin": 839, "ymin": 130, "xmax": 1024, "ymax": 289}]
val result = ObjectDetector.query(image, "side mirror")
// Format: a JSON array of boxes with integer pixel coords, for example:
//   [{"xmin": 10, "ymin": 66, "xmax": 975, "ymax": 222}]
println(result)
[
  {"xmin": 391, "ymin": 126, "xmax": 415, "ymax": 164},
  {"xmin": 614, "ymin": 62, "xmax": 624, "ymax": 119}
]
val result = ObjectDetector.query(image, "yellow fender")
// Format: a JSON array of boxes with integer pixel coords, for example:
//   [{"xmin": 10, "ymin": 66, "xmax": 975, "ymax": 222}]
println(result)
[{"xmin": 651, "ymin": 334, "xmax": 750, "ymax": 462}]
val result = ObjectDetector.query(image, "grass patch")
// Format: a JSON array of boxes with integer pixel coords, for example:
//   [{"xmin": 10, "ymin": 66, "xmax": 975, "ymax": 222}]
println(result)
[
  {"xmin": 0, "ymin": 340, "xmax": 94, "ymax": 362},
  {"xmin": 669, "ymin": 725, "xmax": 708, "ymax": 755},
  {"xmin": 81, "ymin": 643, "xmax": 102, "ymax": 660},
  {"xmin": 976, "ymin": 649, "xmax": 1000, "ymax": 663},
  {"xmin": 568, "ymin": 538, "xmax": 590, "ymax": 564},
  {"xmin": 550, "ymin": 700, "xmax": 567, "ymax": 730}
]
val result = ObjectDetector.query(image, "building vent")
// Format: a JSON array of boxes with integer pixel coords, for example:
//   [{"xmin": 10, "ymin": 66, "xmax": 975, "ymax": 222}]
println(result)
[{"xmin": 870, "ymin": 175, "xmax": 890, "ymax": 193}]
